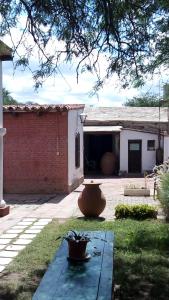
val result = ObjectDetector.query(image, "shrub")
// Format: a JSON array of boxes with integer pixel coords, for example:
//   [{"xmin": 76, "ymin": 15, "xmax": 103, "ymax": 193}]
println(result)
[
  {"xmin": 115, "ymin": 204, "xmax": 157, "ymax": 220},
  {"xmin": 159, "ymin": 173, "xmax": 169, "ymax": 221}
]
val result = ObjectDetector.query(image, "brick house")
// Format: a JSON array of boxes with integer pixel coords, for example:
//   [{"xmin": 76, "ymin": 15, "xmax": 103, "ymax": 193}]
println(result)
[{"xmin": 3, "ymin": 104, "xmax": 84, "ymax": 194}]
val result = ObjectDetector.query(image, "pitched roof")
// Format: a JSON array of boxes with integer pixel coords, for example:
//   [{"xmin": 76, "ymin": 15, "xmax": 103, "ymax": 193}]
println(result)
[
  {"xmin": 84, "ymin": 106, "xmax": 168, "ymax": 123},
  {"xmin": 3, "ymin": 104, "xmax": 84, "ymax": 112}
]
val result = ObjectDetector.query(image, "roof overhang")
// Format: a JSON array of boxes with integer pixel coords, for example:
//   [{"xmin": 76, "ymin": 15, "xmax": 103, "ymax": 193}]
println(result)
[{"xmin": 83, "ymin": 126, "xmax": 122, "ymax": 133}]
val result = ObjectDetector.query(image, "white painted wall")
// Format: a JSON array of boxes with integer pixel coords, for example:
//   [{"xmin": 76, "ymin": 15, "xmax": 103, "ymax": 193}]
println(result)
[
  {"xmin": 0, "ymin": 62, "xmax": 2, "ymax": 128},
  {"xmin": 68, "ymin": 109, "xmax": 84, "ymax": 189},
  {"xmin": 0, "ymin": 61, "xmax": 6, "ymax": 206},
  {"xmin": 120, "ymin": 129, "xmax": 160, "ymax": 173},
  {"xmin": 164, "ymin": 136, "xmax": 169, "ymax": 161}
]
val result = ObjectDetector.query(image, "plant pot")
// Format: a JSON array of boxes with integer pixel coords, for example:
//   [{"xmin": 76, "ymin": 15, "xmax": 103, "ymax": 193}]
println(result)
[
  {"xmin": 78, "ymin": 182, "xmax": 106, "ymax": 217},
  {"xmin": 100, "ymin": 152, "xmax": 116, "ymax": 175},
  {"xmin": 67, "ymin": 240, "xmax": 89, "ymax": 260}
]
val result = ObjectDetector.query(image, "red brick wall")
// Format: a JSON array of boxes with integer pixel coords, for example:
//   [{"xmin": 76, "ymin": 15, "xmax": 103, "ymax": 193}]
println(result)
[{"xmin": 3, "ymin": 112, "xmax": 68, "ymax": 193}]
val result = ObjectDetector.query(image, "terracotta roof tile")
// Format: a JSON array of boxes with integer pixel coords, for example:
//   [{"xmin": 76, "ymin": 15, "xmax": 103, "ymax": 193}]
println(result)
[{"xmin": 3, "ymin": 104, "xmax": 84, "ymax": 112}]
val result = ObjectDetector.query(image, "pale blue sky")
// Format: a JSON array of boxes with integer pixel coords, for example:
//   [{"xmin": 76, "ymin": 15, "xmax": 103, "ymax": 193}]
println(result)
[
  {"xmin": 2, "ymin": 27, "xmax": 167, "ymax": 107},
  {"xmin": 3, "ymin": 59, "xmax": 166, "ymax": 107}
]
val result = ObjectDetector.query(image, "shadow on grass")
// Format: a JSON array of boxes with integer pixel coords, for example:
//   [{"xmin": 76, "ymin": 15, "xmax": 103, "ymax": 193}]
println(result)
[
  {"xmin": 0, "ymin": 267, "xmax": 47, "ymax": 300},
  {"xmin": 77, "ymin": 216, "xmax": 105, "ymax": 222},
  {"xmin": 129, "ymin": 226, "xmax": 169, "ymax": 251},
  {"xmin": 114, "ymin": 222, "xmax": 169, "ymax": 299},
  {"xmin": 115, "ymin": 253, "xmax": 169, "ymax": 299}
]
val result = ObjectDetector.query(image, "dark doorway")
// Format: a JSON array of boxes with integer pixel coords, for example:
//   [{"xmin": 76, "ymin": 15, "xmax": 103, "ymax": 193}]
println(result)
[
  {"xmin": 84, "ymin": 133, "xmax": 113, "ymax": 174},
  {"xmin": 128, "ymin": 140, "xmax": 142, "ymax": 173}
]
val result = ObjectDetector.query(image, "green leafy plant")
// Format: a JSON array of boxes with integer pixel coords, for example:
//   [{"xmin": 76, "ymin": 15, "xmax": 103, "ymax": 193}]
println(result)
[
  {"xmin": 159, "ymin": 173, "xmax": 169, "ymax": 221},
  {"xmin": 147, "ymin": 159, "xmax": 169, "ymax": 198},
  {"xmin": 115, "ymin": 204, "xmax": 157, "ymax": 220},
  {"xmin": 56, "ymin": 230, "xmax": 91, "ymax": 260},
  {"xmin": 56, "ymin": 230, "xmax": 90, "ymax": 242}
]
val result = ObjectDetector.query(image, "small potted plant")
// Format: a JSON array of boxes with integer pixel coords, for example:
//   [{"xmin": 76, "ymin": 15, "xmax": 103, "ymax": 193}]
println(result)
[{"xmin": 57, "ymin": 230, "xmax": 91, "ymax": 261}]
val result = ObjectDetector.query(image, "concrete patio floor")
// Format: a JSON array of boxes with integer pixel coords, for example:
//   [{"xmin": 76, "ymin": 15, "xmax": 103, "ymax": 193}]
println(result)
[{"xmin": 0, "ymin": 177, "xmax": 159, "ymax": 234}]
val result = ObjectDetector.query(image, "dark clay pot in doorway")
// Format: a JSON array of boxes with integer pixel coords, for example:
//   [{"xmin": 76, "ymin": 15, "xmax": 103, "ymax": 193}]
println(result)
[
  {"xmin": 100, "ymin": 152, "xmax": 116, "ymax": 175},
  {"xmin": 78, "ymin": 181, "xmax": 106, "ymax": 217}
]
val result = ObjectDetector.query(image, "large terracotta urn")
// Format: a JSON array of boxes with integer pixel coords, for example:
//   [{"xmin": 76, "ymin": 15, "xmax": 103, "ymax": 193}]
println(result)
[
  {"xmin": 78, "ymin": 181, "xmax": 106, "ymax": 217},
  {"xmin": 100, "ymin": 152, "xmax": 116, "ymax": 175}
]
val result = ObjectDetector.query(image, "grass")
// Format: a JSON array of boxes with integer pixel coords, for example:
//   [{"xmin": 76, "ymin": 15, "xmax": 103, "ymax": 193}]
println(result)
[{"xmin": 0, "ymin": 218, "xmax": 169, "ymax": 299}]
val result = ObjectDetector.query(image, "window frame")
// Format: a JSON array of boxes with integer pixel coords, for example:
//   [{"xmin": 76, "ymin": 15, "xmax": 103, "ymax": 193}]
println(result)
[
  {"xmin": 147, "ymin": 139, "xmax": 155, "ymax": 151},
  {"xmin": 75, "ymin": 132, "xmax": 80, "ymax": 168}
]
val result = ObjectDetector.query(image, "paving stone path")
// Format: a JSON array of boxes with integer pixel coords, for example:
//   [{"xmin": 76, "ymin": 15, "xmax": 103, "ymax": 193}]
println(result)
[{"xmin": 0, "ymin": 218, "xmax": 52, "ymax": 273}]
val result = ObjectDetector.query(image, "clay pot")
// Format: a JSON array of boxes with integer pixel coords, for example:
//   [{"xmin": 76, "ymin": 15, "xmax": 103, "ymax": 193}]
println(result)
[
  {"xmin": 67, "ymin": 240, "xmax": 88, "ymax": 260},
  {"xmin": 100, "ymin": 152, "xmax": 116, "ymax": 175},
  {"xmin": 78, "ymin": 182, "xmax": 106, "ymax": 217}
]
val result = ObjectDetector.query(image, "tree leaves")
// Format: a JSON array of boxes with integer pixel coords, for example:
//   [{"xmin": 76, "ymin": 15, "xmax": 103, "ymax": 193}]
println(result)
[{"xmin": 0, "ymin": 0, "xmax": 169, "ymax": 90}]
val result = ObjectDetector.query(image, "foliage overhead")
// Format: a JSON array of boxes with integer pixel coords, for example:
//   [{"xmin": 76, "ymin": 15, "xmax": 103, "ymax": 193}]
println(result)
[
  {"xmin": 0, "ymin": 0, "xmax": 169, "ymax": 89},
  {"xmin": 2, "ymin": 88, "xmax": 38, "ymax": 105},
  {"xmin": 124, "ymin": 93, "xmax": 169, "ymax": 107},
  {"xmin": 2, "ymin": 88, "xmax": 19, "ymax": 105}
]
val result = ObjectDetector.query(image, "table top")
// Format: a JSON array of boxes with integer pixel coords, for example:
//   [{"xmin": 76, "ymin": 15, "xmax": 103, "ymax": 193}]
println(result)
[{"xmin": 33, "ymin": 231, "xmax": 114, "ymax": 300}]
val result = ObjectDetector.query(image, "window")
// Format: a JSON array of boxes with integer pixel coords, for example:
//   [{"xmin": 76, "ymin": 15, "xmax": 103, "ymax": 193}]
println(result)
[
  {"xmin": 75, "ymin": 132, "xmax": 80, "ymax": 168},
  {"xmin": 129, "ymin": 143, "xmax": 140, "ymax": 151},
  {"xmin": 147, "ymin": 140, "xmax": 155, "ymax": 151}
]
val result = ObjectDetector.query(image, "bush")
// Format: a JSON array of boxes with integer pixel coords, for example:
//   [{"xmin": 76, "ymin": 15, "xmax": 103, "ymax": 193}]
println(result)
[
  {"xmin": 115, "ymin": 204, "xmax": 157, "ymax": 220},
  {"xmin": 159, "ymin": 173, "xmax": 169, "ymax": 220}
]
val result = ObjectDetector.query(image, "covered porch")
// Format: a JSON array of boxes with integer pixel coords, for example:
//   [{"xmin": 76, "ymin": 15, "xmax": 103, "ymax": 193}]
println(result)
[{"xmin": 83, "ymin": 126, "xmax": 122, "ymax": 176}]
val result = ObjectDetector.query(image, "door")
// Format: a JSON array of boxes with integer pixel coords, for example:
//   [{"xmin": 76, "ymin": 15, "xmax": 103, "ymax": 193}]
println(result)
[{"xmin": 128, "ymin": 140, "xmax": 142, "ymax": 173}]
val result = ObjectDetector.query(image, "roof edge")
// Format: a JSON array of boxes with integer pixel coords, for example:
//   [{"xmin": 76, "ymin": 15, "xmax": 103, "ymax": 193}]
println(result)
[{"xmin": 3, "ymin": 104, "xmax": 85, "ymax": 112}]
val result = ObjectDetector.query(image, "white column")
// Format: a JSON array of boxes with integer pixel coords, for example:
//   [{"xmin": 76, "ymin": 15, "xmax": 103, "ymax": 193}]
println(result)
[
  {"xmin": 0, "ymin": 61, "xmax": 6, "ymax": 207},
  {"xmin": 164, "ymin": 135, "xmax": 169, "ymax": 161}
]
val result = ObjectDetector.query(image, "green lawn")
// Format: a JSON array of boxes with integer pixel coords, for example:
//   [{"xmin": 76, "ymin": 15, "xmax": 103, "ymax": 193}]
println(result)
[{"xmin": 0, "ymin": 218, "xmax": 169, "ymax": 300}]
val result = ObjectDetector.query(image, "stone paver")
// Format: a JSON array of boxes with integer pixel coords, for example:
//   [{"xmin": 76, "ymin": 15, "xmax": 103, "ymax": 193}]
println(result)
[
  {"xmin": 0, "ymin": 239, "xmax": 12, "ymax": 245},
  {"xmin": 0, "ymin": 217, "xmax": 51, "ymax": 273},
  {"xmin": 0, "ymin": 257, "xmax": 12, "ymax": 265},
  {"xmin": 13, "ymin": 239, "xmax": 32, "ymax": 245},
  {"xmin": 0, "ymin": 245, "xmax": 5, "ymax": 250},
  {"xmin": 19, "ymin": 234, "xmax": 36, "ymax": 239},
  {"xmin": 25, "ymin": 229, "xmax": 41, "ymax": 234},
  {"xmin": 0, "ymin": 266, "xmax": 5, "ymax": 272},
  {"xmin": 17, "ymin": 221, "xmax": 33, "ymax": 226},
  {"xmin": 37, "ymin": 218, "xmax": 52, "ymax": 222},
  {"xmin": 0, "ymin": 250, "xmax": 18, "ymax": 258},
  {"xmin": 0, "ymin": 234, "xmax": 18, "ymax": 239},
  {"xmin": 35, "ymin": 220, "xmax": 52, "ymax": 225},
  {"xmin": 12, "ymin": 225, "xmax": 28, "ymax": 229},
  {"xmin": 30, "ymin": 225, "xmax": 45, "ymax": 229},
  {"xmin": 6, "ymin": 245, "xmax": 26, "ymax": 251},
  {"xmin": 34, "ymin": 222, "xmax": 49, "ymax": 226},
  {"xmin": 22, "ymin": 218, "xmax": 37, "ymax": 222},
  {"xmin": 6, "ymin": 229, "xmax": 23, "ymax": 234}
]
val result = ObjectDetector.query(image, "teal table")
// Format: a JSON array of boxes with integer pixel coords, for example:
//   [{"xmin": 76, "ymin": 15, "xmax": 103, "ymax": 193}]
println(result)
[{"xmin": 33, "ymin": 231, "xmax": 114, "ymax": 300}]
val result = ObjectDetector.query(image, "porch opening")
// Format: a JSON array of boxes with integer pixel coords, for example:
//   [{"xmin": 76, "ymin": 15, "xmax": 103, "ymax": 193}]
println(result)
[{"xmin": 84, "ymin": 129, "xmax": 120, "ymax": 176}]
